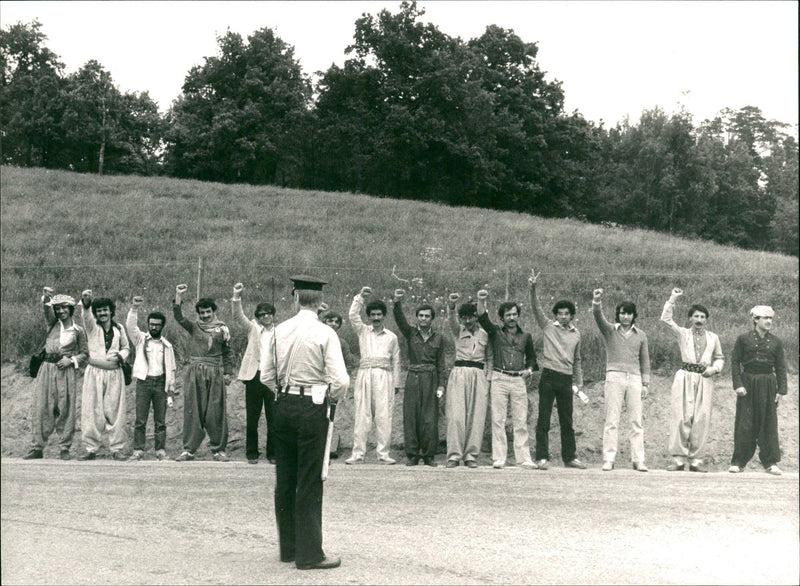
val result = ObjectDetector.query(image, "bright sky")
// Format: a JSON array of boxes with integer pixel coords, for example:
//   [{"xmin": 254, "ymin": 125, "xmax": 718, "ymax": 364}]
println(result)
[{"xmin": 1, "ymin": 1, "xmax": 797, "ymax": 128}]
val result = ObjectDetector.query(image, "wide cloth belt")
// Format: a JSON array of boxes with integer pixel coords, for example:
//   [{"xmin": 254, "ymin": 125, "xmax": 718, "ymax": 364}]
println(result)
[
  {"xmin": 743, "ymin": 363, "xmax": 774, "ymax": 375},
  {"xmin": 493, "ymin": 368, "xmax": 525, "ymax": 377},
  {"xmin": 189, "ymin": 356, "xmax": 223, "ymax": 367},
  {"xmin": 359, "ymin": 357, "xmax": 392, "ymax": 370},
  {"xmin": 407, "ymin": 364, "xmax": 436, "ymax": 372},
  {"xmin": 44, "ymin": 353, "xmax": 63, "ymax": 363},
  {"xmin": 681, "ymin": 362, "xmax": 707, "ymax": 374},
  {"xmin": 454, "ymin": 360, "xmax": 485, "ymax": 369}
]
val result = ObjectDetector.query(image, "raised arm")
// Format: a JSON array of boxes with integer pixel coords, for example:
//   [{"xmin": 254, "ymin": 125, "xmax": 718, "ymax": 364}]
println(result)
[
  {"xmin": 660, "ymin": 288, "xmax": 684, "ymax": 336},
  {"xmin": 78, "ymin": 289, "xmax": 97, "ymax": 335},
  {"xmin": 172, "ymin": 284, "xmax": 194, "ymax": 333},
  {"xmin": 592, "ymin": 288, "xmax": 613, "ymax": 335},
  {"xmin": 348, "ymin": 288, "xmax": 370, "ymax": 335},
  {"xmin": 476, "ymin": 289, "xmax": 497, "ymax": 335},
  {"xmin": 230, "ymin": 282, "xmax": 253, "ymax": 331},
  {"xmin": 42, "ymin": 287, "xmax": 57, "ymax": 328},
  {"xmin": 392, "ymin": 290, "xmax": 413, "ymax": 339},
  {"xmin": 528, "ymin": 269, "xmax": 550, "ymax": 329},
  {"xmin": 126, "ymin": 296, "xmax": 145, "ymax": 347},
  {"xmin": 446, "ymin": 293, "xmax": 461, "ymax": 337}
]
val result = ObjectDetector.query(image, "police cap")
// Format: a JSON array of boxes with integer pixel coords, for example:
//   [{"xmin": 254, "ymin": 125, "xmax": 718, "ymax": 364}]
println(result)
[{"xmin": 290, "ymin": 274, "xmax": 327, "ymax": 292}]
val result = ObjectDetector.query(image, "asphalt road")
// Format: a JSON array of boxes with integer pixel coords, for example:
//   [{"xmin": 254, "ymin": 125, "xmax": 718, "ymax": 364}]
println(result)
[{"xmin": 1, "ymin": 458, "xmax": 797, "ymax": 585}]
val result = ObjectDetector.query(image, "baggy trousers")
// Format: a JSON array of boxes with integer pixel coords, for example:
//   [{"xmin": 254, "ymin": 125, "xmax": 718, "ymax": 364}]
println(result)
[
  {"xmin": 490, "ymin": 372, "xmax": 532, "ymax": 465},
  {"xmin": 731, "ymin": 372, "xmax": 781, "ymax": 468},
  {"xmin": 133, "ymin": 375, "xmax": 167, "ymax": 451},
  {"xmin": 274, "ymin": 394, "xmax": 328, "ymax": 567},
  {"xmin": 352, "ymin": 367, "xmax": 393, "ymax": 459},
  {"xmin": 30, "ymin": 362, "xmax": 79, "ymax": 451},
  {"xmin": 404, "ymin": 369, "xmax": 438, "ymax": 459},
  {"xmin": 245, "ymin": 372, "xmax": 276, "ymax": 461},
  {"xmin": 81, "ymin": 365, "xmax": 127, "ymax": 453},
  {"xmin": 535, "ymin": 368, "xmax": 576, "ymax": 462},
  {"xmin": 669, "ymin": 369, "xmax": 714, "ymax": 463},
  {"xmin": 182, "ymin": 362, "xmax": 228, "ymax": 454},
  {"xmin": 446, "ymin": 366, "xmax": 488, "ymax": 462},
  {"xmin": 603, "ymin": 371, "xmax": 644, "ymax": 464}
]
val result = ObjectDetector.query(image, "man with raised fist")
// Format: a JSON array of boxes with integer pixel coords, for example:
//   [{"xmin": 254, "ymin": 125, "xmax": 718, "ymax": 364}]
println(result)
[
  {"xmin": 173, "ymin": 284, "xmax": 234, "ymax": 462},
  {"xmin": 126, "ymin": 295, "xmax": 177, "ymax": 461},
  {"xmin": 444, "ymin": 292, "xmax": 491, "ymax": 469},
  {"xmin": 346, "ymin": 286, "xmax": 401, "ymax": 464},
  {"xmin": 592, "ymin": 288, "xmax": 651, "ymax": 472},
  {"xmin": 477, "ymin": 288, "xmax": 538, "ymax": 470},
  {"xmin": 393, "ymin": 289, "xmax": 446, "ymax": 467}
]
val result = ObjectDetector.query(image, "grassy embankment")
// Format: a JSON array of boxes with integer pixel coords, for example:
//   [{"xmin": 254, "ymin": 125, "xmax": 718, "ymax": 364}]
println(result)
[{"xmin": 1, "ymin": 166, "xmax": 797, "ymax": 466}]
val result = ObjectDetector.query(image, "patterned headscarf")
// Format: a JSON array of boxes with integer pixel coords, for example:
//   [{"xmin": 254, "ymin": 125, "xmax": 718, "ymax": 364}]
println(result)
[
  {"xmin": 48, "ymin": 294, "xmax": 76, "ymax": 307},
  {"xmin": 749, "ymin": 305, "xmax": 775, "ymax": 318}
]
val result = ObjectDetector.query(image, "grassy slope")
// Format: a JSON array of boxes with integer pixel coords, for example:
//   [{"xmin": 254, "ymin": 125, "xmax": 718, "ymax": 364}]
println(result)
[{"xmin": 1, "ymin": 166, "xmax": 797, "ymax": 467}]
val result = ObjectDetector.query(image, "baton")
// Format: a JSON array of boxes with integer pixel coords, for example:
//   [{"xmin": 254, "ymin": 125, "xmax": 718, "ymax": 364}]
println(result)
[{"xmin": 321, "ymin": 402, "xmax": 337, "ymax": 481}]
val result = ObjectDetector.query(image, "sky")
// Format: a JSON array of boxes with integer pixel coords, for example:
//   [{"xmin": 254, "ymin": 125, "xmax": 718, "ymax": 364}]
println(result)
[{"xmin": 1, "ymin": 1, "xmax": 798, "ymax": 129}]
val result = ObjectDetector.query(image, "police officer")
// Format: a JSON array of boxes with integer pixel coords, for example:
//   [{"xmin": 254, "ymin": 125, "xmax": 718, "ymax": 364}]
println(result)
[{"xmin": 266, "ymin": 275, "xmax": 349, "ymax": 570}]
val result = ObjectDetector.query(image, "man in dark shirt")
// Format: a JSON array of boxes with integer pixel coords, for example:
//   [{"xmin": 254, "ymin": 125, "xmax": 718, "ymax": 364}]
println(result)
[
  {"xmin": 729, "ymin": 305, "xmax": 788, "ymax": 475},
  {"xmin": 476, "ymin": 289, "xmax": 538, "ymax": 469},
  {"xmin": 393, "ymin": 289, "xmax": 447, "ymax": 466}
]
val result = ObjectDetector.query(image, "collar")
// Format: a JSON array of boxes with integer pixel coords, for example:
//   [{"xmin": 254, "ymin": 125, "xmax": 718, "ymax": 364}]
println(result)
[
  {"xmin": 553, "ymin": 321, "xmax": 577, "ymax": 331},
  {"xmin": 144, "ymin": 333, "xmax": 172, "ymax": 348},
  {"xmin": 416, "ymin": 326, "xmax": 435, "ymax": 338},
  {"xmin": 370, "ymin": 326, "xmax": 389, "ymax": 335},
  {"xmin": 614, "ymin": 323, "xmax": 640, "ymax": 334}
]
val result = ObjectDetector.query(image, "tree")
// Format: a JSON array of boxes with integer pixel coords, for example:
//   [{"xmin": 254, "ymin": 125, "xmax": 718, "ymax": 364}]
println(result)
[{"xmin": 164, "ymin": 27, "xmax": 311, "ymax": 185}]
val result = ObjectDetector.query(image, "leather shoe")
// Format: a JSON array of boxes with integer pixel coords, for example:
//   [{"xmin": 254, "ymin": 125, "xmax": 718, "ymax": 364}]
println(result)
[
  {"xmin": 23, "ymin": 449, "xmax": 43, "ymax": 460},
  {"xmin": 297, "ymin": 555, "xmax": 341, "ymax": 570},
  {"xmin": 60, "ymin": 449, "xmax": 71, "ymax": 460},
  {"xmin": 423, "ymin": 457, "xmax": 436, "ymax": 467},
  {"xmin": 78, "ymin": 451, "xmax": 96, "ymax": 461},
  {"xmin": 465, "ymin": 460, "xmax": 478, "ymax": 469},
  {"xmin": 247, "ymin": 459, "xmax": 258, "ymax": 465},
  {"xmin": 406, "ymin": 456, "xmax": 420, "ymax": 466},
  {"xmin": 112, "ymin": 451, "xmax": 129, "ymax": 461},
  {"xmin": 632, "ymin": 462, "xmax": 649, "ymax": 472},
  {"xmin": 446, "ymin": 459, "xmax": 459, "ymax": 468},
  {"xmin": 689, "ymin": 464, "xmax": 707, "ymax": 473},
  {"xmin": 565, "ymin": 459, "xmax": 587, "ymax": 469},
  {"xmin": 666, "ymin": 463, "xmax": 685, "ymax": 471}
]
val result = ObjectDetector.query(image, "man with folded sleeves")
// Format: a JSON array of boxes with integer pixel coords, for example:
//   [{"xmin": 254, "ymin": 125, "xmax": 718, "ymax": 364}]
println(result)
[
  {"xmin": 729, "ymin": 305, "xmax": 787, "ymax": 475},
  {"xmin": 265, "ymin": 275, "xmax": 349, "ymax": 570}
]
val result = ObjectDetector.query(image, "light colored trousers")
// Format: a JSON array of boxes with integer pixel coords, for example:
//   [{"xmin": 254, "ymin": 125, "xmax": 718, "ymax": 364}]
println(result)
[
  {"xmin": 446, "ymin": 366, "xmax": 488, "ymax": 462},
  {"xmin": 669, "ymin": 370, "xmax": 713, "ymax": 464},
  {"xmin": 603, "ymin": 371, "xmax": 644, "ymax": 464},
  {"xmin": 81, "ymin": 365, "xmax": 127, "ymax": 453},
  {"xmin": 31, "ymin": 362, "xmax": 80, "ymax": 450},
  {"xmin": 490, "ymin": 372, "xmax": 532, "ymax": 465},
  {"xmin": 352, "ymin": 367, "xmax": 394, "ymax": 459}
]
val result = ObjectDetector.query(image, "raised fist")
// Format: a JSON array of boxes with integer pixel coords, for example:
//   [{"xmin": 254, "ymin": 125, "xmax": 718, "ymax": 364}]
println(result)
[
  {"xmin": 592, "ymin": 288, "xmax": 603, "ymax": 301},
  {"xmin": 233, "ymin": 282, "xmax": 244, "ymax": 296},
  {"xmin": 671, "ymin": 288, "xmax": 683, "ymax": 298},
  {"xmin": 81, "ymin": 290, "xmax": 93, "ymax": 306},
  {"xmin": 476, "ymin": 289, "xmax": 489, "ymax": 301},
  {"xmin": 43, "ymin": 286, "xmax": 54, "ymax": 297},
  {"xmin": 393, "ymin": 289, "xmax": 405, "ymax": 302},
  {"xmin": 528, "ymin": 269, "xmax": 541, "ymax": 285},
  {"xmin": 448, "ymin": 292, "xmax": 460, "ymax": 303},
  {"xmin": 318, "ymin": 302, "xmax": 329, "ymax": 314},
  {"xmin": 359, "ymin": 286, "xmax": 372, "ymax": 300},
  {"xmin": 132, "ymin": 296, "xmax": 144, "ymax": 307},
  {"xmin": 176, "ymin": 284, "xmax": 188, "ymax": 294}
]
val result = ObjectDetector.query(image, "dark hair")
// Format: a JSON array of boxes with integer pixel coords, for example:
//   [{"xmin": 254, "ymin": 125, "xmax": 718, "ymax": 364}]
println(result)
[
  {"xmin": 416, "ymin": 304, "xmax": 435, "ymax": 319},
  {"xmin": 497, "ymin": 302, "xmax": 521, "ymax": 319},
  {"xmin": 147, "ymin": 311, "xmax": 167, "ymax": 325},
  {"xmin": 53, "ymin": 304, "xmax": 76, "ymax": 316},
  {"xmin": 195, "ymin": 298, "xmax": 217, "ymax": 313},
  {"xmin": 457, "ymin": 303, "xmax": 478, "ymax": 318},
  {"xmin": 615, "ymin": 301, "xmax": 637, "ymax": 324},
  {"xmin": 322, "ymin": 311, "xmax": 343, "ymax": 327},
  {"xmin": 688, "ymin": 304, "xmax": 709, "ymax": 319},
  {"xmin": 366, "ymin": 300, "xmax": 387, "ymax": 316},
  {"xmin": 255, "ymin": 302, "xmax": 276, "ymax": 317},
  {"xmin": 552, "ymin": 300, "xmax": 576, "ymax": 316},
  {"xmin": 91, "ymin": 297, "xmax": 116, "ymax": 318}
]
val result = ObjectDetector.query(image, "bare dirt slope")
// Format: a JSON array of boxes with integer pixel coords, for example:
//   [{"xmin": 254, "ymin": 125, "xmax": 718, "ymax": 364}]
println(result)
[
  {"xmin": 2, "ymin": 362, "xmax": 797, "ymax": 472},
  {"xmin": 1, "ymin": 459, "xmax": 797, "ymax": 585}
]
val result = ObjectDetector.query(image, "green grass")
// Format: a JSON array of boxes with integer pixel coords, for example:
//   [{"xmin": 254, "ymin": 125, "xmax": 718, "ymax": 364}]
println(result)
[{"xmin": 1, "ymin": 165, "xmax": 797, "ymax": 380}]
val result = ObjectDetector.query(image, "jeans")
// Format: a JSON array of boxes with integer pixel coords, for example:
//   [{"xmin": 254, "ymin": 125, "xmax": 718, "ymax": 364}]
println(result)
[{"xmin": 133, "ymin": 375, "xmax": 168, "ymax": 451}]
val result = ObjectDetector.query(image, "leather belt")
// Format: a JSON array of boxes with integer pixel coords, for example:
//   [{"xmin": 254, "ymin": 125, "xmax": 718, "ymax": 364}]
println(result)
[
  {"xmin": 281, "ymin": 386, "xmax": 309, "ymax": 396},
  {"xmin": 493, "ymin": 368, "xmax": 525, "ymax": 377},
  {"xmin": 455, "ymin": 360, "xmax": 484, "ymax": 369}
]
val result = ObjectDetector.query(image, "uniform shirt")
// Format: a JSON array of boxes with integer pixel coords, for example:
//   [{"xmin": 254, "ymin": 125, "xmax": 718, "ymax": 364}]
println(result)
[
  {"xmin": 530, "ymin": 284, "xmax": 583, "ymax": 386},
  {"xmin": 262, "ymin": 308, "xmax": 349, "ymax": 400},
  {"xmin": 592, "ymin": 302, "xmax": 651, "ymax": 384},
  {"xmin": 349, "ymin": 295, "xmax": 401, "ymax": 383},
  {"xmin": 731, "ymin": 330, "xmax": 788, "ymax": 395},
  {"xmin": 478, "ymin": 312, "xmax": 537, "ymax": 372},
  {"xmin": 393, "ymin": 300, "xmax": 447, "ymax": 384}
]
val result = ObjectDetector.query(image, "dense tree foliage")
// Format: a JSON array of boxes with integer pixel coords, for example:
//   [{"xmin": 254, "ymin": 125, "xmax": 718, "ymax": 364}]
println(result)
[{"xmin": 1, "ymin": 8, "xmax": 797, "ymax": 255}]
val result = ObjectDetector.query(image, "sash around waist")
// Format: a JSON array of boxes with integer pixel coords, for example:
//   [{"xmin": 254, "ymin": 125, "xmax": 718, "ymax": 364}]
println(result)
[
  {"xmin": 743, "ymin": 363, "xmax": 774, "ymax": 375},
  {"xmin": 407, "ymin": 363, "xmax": 436, "ymax": 372},
  {"xmin": 360, "ymin": 357, "xmax": 392, "ymax": 370},
  {"xmin": 189, "ymin": 356, "xmax": 223, "ymax": 367},
  {"xmin": 680, "ymin": 362, "xmax": 707, "ymax": 374}
]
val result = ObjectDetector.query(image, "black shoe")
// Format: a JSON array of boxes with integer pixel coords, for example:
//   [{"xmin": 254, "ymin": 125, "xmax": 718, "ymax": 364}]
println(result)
[
  {"xmin": 247, "ymin": 459, "xmax": 258, "ymax": 465},
  {"xmin": 280, "ymin": 556, "xmax": 295, "ymax": 563},
  {"xmin": 406, "ymin": 456, "xmax": 420, "ymax": 466},
  {"xmin": 689, "ymin": 464, "xmax": 708, "ymax": 473},
  {"xmin": 78, "ymin": 451, "xmax": 96, "ymax": 461},
  {"xmin": 423, "ymin": 457, "xmax": 436, "ymax": 467},
  {"xmin": 23, "ymin": 449, "xmax": 43, "ymax": 460},
  {"xmin": 60, "ymin": 449, "xmax": 71, "ymax": 460},
  {"xmin": 297, "ymin": 555, "xmax": 341, "ymax": 570},
  {"xmin": 666, "ymin": 463, "xmax": 685, "ymax": 472}
]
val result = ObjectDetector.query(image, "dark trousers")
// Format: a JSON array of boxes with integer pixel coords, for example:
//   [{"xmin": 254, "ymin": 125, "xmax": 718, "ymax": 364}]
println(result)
[
  {"xmin": 535, "ymin": 368, "xmax": 576, "ymax": 462},
  {"xmin": 404, "ymin": 370, "xmax": 438, "ymax": 459},
  {"xmin": 133, "ymin": 375, "xmax": 167, "ymax": 451},
  {"xmin": 732, "ymin": 372, "xmax": 781, "ymax": 468},
  {"xmin": 274, "ymin": 394, "xmax": 328, "ymax": 567},
  {"xmin": 244, "ymin": 373, "xmax": 276, "ymax": 461}
]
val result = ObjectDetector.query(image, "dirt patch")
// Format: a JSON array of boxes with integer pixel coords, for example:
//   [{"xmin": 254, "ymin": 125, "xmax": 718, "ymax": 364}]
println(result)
[{"xmin": 2, "ymin": 361, "xmax": 797, "ymax": 471}]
